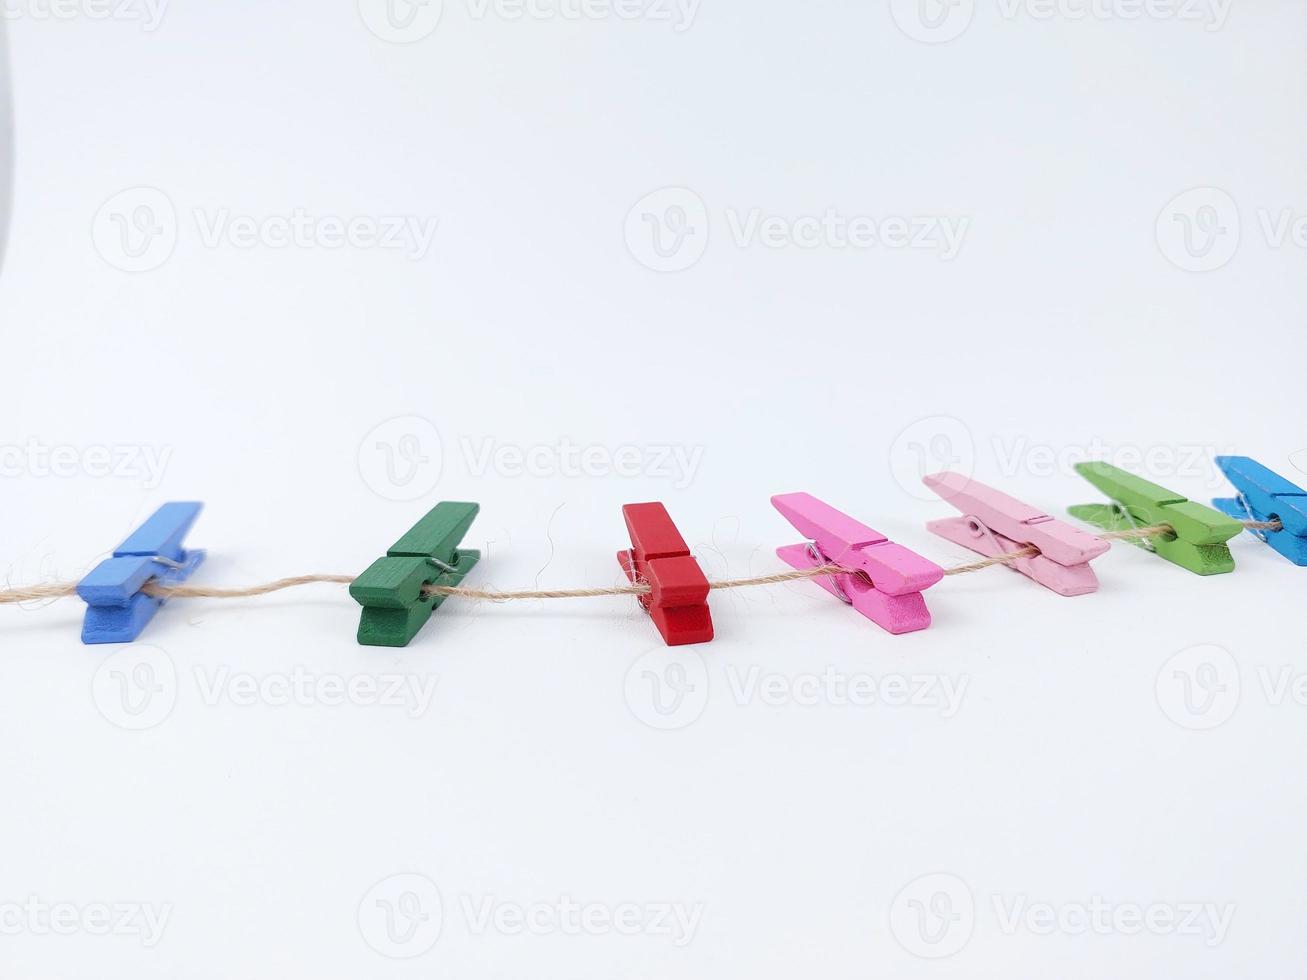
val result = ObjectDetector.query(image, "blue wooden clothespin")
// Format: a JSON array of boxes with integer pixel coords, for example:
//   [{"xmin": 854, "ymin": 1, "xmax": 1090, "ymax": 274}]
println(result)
[
  {"xmin": 77, "ymin": 502, "xmax": 206, "ymax": 643},
  {"xmin": 1213, "ymin": 456, "xmax": 1307, "ymax": 566}
]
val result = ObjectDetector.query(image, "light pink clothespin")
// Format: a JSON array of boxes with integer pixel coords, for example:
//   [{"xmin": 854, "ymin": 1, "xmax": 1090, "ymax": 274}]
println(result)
[
  {"xmin": 772, "ymin": 492, "xmax": 945, "ymax": 634},
  {"xmin": 923, "ymin": 472, "xmax": 1109, "ymax": 596}
]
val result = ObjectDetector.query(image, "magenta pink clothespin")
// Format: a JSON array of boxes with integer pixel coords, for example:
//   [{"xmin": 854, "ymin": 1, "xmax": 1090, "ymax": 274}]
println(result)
[
  {"xmin": 923, "ymin": 472, "xmax": 1109, "ymax": 596},
  {"xmin": 771, "ymin": 492, "xmax": 945, "ymax": 634}
]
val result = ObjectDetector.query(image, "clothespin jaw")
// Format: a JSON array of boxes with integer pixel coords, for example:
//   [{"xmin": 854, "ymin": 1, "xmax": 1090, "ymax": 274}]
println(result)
[
  {"xmin": 1068, "ymin": 462, "xmax": 1242, "ymax": 575},
  {"xmin": 350, "ymin": 502, "xmax": 480, "ymax": 647},
  {"xmin": 1213, "ymin": 456, "xmax": 1307, "ymax": 565},
  {"xmin": 76, "ymin": 502, "xmax": 206, "ymax": 644},
  {"xmin": 771, "ymin": 492, "xmax": 943, "ymax": 634},
  {"xmin": 617, "ymin": 502, "xmax": 713, "ymax": 646},
  {"xmin": 923, "ymin": 472, "xmax": 1108, "ymax": 597}
]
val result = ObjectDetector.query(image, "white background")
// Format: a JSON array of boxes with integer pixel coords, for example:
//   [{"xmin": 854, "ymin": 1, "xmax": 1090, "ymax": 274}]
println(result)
[{"xmin": 1, "ymin": 2, "xmax": 1305, "ymax": 977}]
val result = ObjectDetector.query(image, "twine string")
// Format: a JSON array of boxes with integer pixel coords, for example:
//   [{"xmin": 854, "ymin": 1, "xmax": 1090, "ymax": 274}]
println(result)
[
  {"xmin": 942, "ymin": 523, "xmax": 1172, "ymax": 575},
  {"xmin": 806, "ymin": 541, "xmax": 853, "ymax": 605},
  {"xmin": 1234, "ymin": 493, "xmax": 1272, "ymax": 544},
  {"xmin": 0, "ymin": 519, "xmax": 1282, "ymax": 607},
  {"xmin": 1109, "ymin": 502, "xmax": 1158, "ymax": 553}
]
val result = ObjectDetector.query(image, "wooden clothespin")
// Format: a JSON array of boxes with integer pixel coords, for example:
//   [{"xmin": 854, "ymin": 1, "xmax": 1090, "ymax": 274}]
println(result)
[
  {"xmin": 771, "ymin": 492, "xmax": 943, "ymax": 634},
  {"xmin": 924, "ymin": 472, "xmax": 1109, "ymax": 596},
  {"xmin": 617, "ymin": 502, "xmax": 713, "ymax": 646},
  {"xmin": 1213, "ymin": 456, "xmax": 1307, "ymax": 565},
  {"xmin": 350, "ymin": 502, "xmax": 480, "ymax": 647},
  {"xmin": 77, "ymin": 502, "xmax": 206, "ymax": 644},
  {"xmin": 1068, "ymin": 462, "xmax": 1242, "ymax": 575}
]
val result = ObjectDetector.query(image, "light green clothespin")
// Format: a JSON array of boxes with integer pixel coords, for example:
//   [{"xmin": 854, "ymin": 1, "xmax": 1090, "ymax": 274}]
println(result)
[{"xmin": 1068, "ymin": 462, "xmax": 1242, "ymax": 575}]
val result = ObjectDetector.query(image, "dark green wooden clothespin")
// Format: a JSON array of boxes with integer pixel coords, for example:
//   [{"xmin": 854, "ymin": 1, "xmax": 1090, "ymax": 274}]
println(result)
[
  {"xmin": 350, "ymin": 502, "xmax": 480, "ymax": 647},
  {"xmin": 1068, "ymin": 462, "xmax": 1242, "ymax": 575}
]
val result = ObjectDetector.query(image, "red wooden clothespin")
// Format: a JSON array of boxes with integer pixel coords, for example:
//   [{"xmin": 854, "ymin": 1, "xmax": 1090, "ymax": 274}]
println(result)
[{"xmin": 617, "ymin": 502, "xmax": 714, "ymax": 646}]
